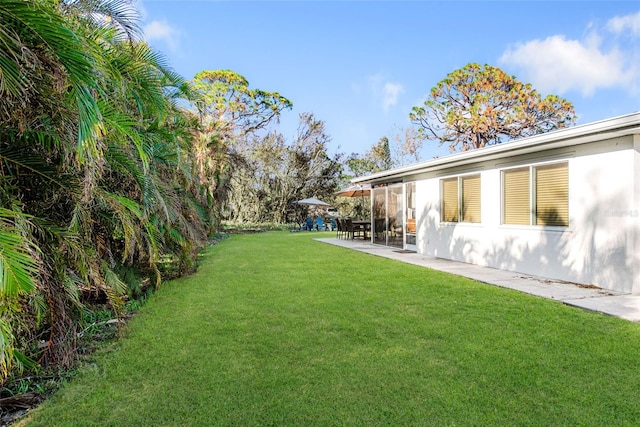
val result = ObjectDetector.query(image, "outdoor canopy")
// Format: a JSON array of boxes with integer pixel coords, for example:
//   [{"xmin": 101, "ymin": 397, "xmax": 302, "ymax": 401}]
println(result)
[
  {"xmin": 295, "ymin": 197, "xmax": 331, "ymax": 206},
  {"xmin": 335, "ymin": 184, "xmax": 371, "ymax": 197}
]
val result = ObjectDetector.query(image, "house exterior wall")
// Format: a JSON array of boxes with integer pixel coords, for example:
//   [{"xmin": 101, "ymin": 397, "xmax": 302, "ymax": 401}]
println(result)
[
  {"xmin": 415, "ymin": 135, "xmax": 640, "ymax": 294},
  {"xmin": 633, "ymin": 134, "xmax": 640, "ymax": 293}
]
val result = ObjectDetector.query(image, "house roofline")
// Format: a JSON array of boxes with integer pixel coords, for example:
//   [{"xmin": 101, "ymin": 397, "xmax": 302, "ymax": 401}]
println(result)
[{"xmin": 352, "ymin": 111, "xmax": 640, "ymax": 185}]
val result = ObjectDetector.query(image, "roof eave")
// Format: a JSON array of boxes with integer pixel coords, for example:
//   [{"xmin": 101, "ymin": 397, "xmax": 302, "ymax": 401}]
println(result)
[{"xmin": 352, "ymin": 111, "xmax": 640, "ymax": 185}]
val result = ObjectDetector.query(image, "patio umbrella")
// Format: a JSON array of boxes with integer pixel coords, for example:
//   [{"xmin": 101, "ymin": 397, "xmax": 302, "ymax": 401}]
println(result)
[
  {"xmin": 335, "ymin": 184, "xmax": 371, "ymax": 197},
  {"xmin": 294, "ymin": 197, "xmax": 331, "ymax": 230},
  {"xmin": 335, "ymin": 184, "xmax": 371, "ymax": 220},
  {"xmin": 295, "ymin": 197, "xmax": 331, "ymax": 206}
]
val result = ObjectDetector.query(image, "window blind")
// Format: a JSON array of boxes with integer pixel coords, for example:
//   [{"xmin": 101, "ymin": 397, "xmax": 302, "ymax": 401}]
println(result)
[
  {"xmin": 535, "ymin": 163, "xmax": 568, "ymax": 226},
  {"xmin": 503, "ymin": 167, "xmax": 530, "ymax": 225},
  {"xmin": 461, "ymin": 174, "xmax": 481, "ymax": 223},
  {"xmin": 441, "ymin": 177, "xmax": 459, "ymax": 222}
]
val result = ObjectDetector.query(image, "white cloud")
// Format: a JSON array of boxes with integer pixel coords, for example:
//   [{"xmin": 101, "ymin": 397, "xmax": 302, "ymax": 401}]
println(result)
[
  {"xmin": 366, "ymin": 74, "xmax": 405, "ymax": 113},
  {"xmin": 606, "ymin": 10, "xmax": 640, "ymax": 36},
  {"xmin": 133, "ymin": 0, "xmax": 148, "ymax": 21},
  {"xmin": 499, "ymin": 11, "xmax": 640, "ymax": 97},
  {"xmin": 382, "ymin": 83, "xmax": 404, "ymax": 112},
  {"xmin": 143, "ymin": 19, "xmax": 182, "ymax": 52},
  {"xmin": 367, "ymin": 73, "xmax": 383, "ymax": 88}
]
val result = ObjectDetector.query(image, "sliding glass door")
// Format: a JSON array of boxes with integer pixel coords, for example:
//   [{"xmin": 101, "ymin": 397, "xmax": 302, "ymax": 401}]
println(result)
[
  {"xmin": 405, "ymin": 182, "xmax": 416, "ymax": 250},
  {"xmin": 372, "ymin": 182, "xmax": 415, "ymax": 249},
  {"xmin": 373, "ymin": 186, "xmax": 387, "ymax": 245},
  {"xmin": 387, "ymin": 185, "xmax": 403, "ymax": 248}
]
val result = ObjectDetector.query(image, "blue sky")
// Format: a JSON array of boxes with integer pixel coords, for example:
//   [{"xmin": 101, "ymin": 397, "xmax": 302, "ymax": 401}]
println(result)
[{"xmin": 136, "ymin": 1, "xmax": 640, "ymax": 161}]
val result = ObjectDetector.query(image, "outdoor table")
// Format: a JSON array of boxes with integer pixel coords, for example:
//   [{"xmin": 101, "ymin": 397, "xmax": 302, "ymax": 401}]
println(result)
[{"xmin": 352, "ymin": 220, "xmax": 371, "ymax": 239}]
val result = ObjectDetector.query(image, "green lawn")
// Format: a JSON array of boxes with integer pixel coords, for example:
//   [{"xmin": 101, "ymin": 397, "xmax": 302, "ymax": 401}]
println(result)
[{"xmin": 20, "ymin": 232, "xmax": 640, "ymax": 426}]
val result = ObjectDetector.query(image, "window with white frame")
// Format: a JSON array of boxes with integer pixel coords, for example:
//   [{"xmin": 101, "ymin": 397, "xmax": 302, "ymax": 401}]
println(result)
[
  {"xmin": 502, "ymin": 162, "xmax": 568, "ymax": 227},
  {"xmin": 441, "ymin": 174, "xmax": 481, "ymax": 223}
]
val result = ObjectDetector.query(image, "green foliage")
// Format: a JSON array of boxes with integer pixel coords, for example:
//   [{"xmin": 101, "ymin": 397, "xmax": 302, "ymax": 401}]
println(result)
[
  {"xmin": 0, "ymin": 0, "xmax": 211, "ymax": 384},
  {"xmin": 346, "ymin": 136, "xmax": 392, "ymax": 178},
  {"xmin": 191, "ymin": 70, "xmax": 292, "ymax": 136},
  {"xmin": 369, "ymin": 136, "xmax": 392, "ymax": 170},
  {"xmin": 0, "ymin": 0, "xmax": 341, "ymax": 391},
  {"xmin": 392, "ymin": 127, "xmax": 423, "ymax": 166},
  {"xmin": 187, "ymin": 69, "xmax": 294, "ymax": 231},
  {"xmin": 0, "ymin": 209, "xmax": 39, "ymax": 383},
  {"xmin": 221, "ymin": 222, "xmax": 290, "ymax": 233},
  {"xmin": 226, "ymin": 113, "xmax": 343, "ymax": 224},
  {"xmin": 0, "ymin": 210, "xmax": 38, "ymax": 298},
  {"xmin": 410, "ymin": 63, "xmax": 577, "ymax": 151}
]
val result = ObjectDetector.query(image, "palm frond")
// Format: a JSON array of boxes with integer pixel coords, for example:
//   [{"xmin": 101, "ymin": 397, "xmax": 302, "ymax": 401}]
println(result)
[
  {"xmin": 0, "ymin": 209, "xmax": 38, "ymax": 297},
  {"xmin": 0, "ymin": 144, "xmax": 72, "ymax": 192},
  {"xmin": 0, "ymin": 34, "xmax": 26, "ymax": 97},
  {"xmin": 62, "ymin": 0, "xmax": 142, "ymax": 42},
  {"xmin": 98, "ymin": 97, "xmax": 149, "ymax": 171},
  {"xmin": 101, "ymin": 262, "xmax": 127, "ymax": 314},
  {"xmin": 0, "ymin": 0, "xmax": 103, "ymax": 164},
  {"xmin": 0, "ymin": 317, "xmax": 15, "ymax": 383},
  {"xmin": 94, "ymin": 187, "xmax": 144, "ymax": 264},
  {"xmin": 0, "ymin": 208, "xmax": 39, "ymax": 383}
]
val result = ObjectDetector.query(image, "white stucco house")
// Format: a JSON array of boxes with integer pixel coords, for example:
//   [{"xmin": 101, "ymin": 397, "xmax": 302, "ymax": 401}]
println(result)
[{"xmin": 353, "ymin": 112, "xmax": 640, "ymax": 295}]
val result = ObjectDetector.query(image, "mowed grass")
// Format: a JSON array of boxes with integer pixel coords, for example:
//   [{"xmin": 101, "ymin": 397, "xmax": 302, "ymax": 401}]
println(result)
[{"xmin": 21, "ymin": 232, "xmax": 640, "ymax": 426}]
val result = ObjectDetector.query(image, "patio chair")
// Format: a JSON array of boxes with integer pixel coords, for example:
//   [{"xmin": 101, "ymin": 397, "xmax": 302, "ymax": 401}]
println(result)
[
  {"xmin": 305, "ymin": 217, "xmax": 314, "ymax": 231},
  {"xmin": 315, "ymin": 216, "xmax": 328, "ymax": 231},
  {"xmin": 336, "ymin": 218, "xmax": 344, "ymax": 238},
  {"xmin": 345, "ymin": 218, "xmax": 364, "ymax": 240},
  {"xmin": 340, "ymin": 218, "xmax": 350, "ymax": 239}
]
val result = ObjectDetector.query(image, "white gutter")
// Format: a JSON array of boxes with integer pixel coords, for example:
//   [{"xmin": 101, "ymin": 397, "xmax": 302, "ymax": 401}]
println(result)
[{"xmin": 352, "ymin": 111, "xmax": 640, "ymax": 184}]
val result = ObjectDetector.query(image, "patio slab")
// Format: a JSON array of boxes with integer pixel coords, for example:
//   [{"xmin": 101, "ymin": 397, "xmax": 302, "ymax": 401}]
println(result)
[{"xmin": 316, "ymin": 237, "xmax": 640, "ymax": 322}]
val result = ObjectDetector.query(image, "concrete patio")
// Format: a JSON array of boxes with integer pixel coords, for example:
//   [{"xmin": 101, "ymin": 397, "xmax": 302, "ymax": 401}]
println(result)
[{"xmin": 316, "ymin": 237, "xmax": 640, "ymax": 323}]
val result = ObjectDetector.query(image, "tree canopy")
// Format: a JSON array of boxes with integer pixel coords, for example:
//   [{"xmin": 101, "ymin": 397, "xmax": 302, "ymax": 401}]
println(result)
[
  {"xmin": 346, "ymin": 137, "xmax": 392, "ymax": 177},
  {"xmin": 410, "ymin": 63, "xmax": 577, "ymax": 152},
  {"xmin": 226, "ymin": 113, "xmax": 343, "ymax": 224},
  {"xmin": 191, "ymin": 70, "xmax": 292, "ymax": 137},
  {"xmin": 187, "ymin": 70, "xmax": 293, "ymax": 229}
]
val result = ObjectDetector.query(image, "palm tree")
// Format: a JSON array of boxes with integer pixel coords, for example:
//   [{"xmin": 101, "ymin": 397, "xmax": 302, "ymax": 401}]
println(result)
[
  {"xmin": 0, "ymin": 0, "xmax": 210, "ymax": 382},
  {"xmin": 0, "ymin": 0, "xmax": 100, "ymax": 381}
]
